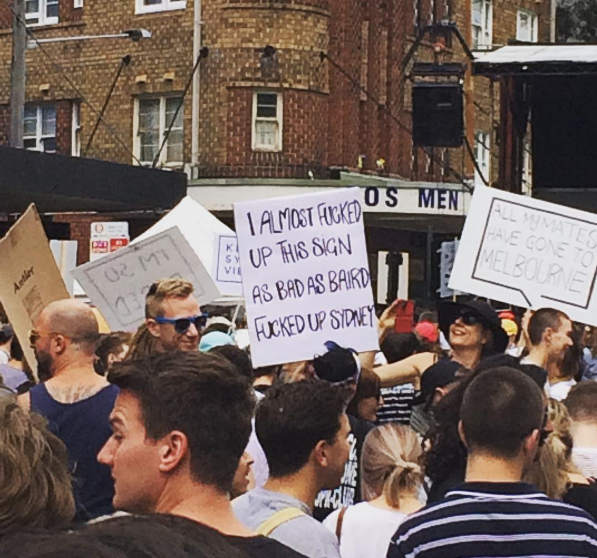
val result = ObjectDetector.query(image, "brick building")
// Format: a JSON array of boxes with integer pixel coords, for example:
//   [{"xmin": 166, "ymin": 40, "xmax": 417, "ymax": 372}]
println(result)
[{"xmin": 0, "ymin": 0, "xmax": 553, "ymax": 304}]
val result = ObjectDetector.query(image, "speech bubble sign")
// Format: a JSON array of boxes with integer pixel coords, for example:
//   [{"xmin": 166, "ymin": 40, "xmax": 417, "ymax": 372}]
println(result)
[
  {"xmin": 73, "ymin": 227, "xmax": 219, "ymax": 331},
  {"xmin": 450, "ymin": 187, "xmax": 597, "ymax": 324},
  {"xmin": 234, "ymin": 187, "xmax": 379, "ymax": 368}
]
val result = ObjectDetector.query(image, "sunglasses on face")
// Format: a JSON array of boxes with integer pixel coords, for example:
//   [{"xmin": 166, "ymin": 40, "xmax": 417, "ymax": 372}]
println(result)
[
  {"xmin": 154, "ymin": 314, "xmax": 208, "ymax": 334},
  {"xmin": 28, "ymin": 329, "xmax": 63, "ymax": 348},
  {"xmin": 454, "ymin": 311, "xmax": 486, "ymax": 327}
]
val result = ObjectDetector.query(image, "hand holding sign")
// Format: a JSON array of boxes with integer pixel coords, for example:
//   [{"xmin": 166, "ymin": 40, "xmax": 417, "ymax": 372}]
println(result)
[
  {"xmin": 450, "ymin": 187, "xmax": 597, "ymax": 325},
  {"xmin": 235, "ymin": 188, "xmax": 379, "ymax": 368}
]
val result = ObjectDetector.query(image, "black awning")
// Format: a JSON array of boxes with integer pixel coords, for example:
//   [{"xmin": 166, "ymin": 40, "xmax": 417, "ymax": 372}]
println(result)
[{"xmin": 0, "ymin": 146, "xmax": 187, "ymax": 214}]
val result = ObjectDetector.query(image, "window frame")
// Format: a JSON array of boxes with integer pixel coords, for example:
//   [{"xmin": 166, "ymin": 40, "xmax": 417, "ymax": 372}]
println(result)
[
  {"xmin": 133, "ymin": 95, "xmax": 185, "ymax": 167},
  {"xmin": 251, "ymin": 91, "xmax": 283, "ymax": 153},
  {"xmin": 516, "ymin": 9, "xmax": 538, "ymax": 43},
  {"xmin": 25, "ymin": 0, "xmax": 59, "ymax": 27},
  {"xmin": 474, "ymin": 130, "xmax": 491, "ymax": 187},
  {"xmin": 472, "ymin": 0, "xmax": 493, "ymax": 50},
  {"xmin": 71, "ymin": 101, "xmax": 81, "ymax": 157},
  {"xmin": 23, "ymin": 104, "xmax": 57, "ymax": 153},
  {"xmin": 135, "ymin": 0, "xmax": 187, "ymax": 15}
]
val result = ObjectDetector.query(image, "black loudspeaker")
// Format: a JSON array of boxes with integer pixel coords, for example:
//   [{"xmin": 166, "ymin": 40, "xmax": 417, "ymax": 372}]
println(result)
[{"xmin": 412, "ymin": 82, "xmax": 463, "ymax": 147}]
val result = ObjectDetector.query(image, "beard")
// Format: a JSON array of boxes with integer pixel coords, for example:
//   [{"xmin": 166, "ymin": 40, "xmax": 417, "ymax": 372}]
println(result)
[{"xmin": 35, "ymin": 349, "xmax": 53, "ymax": 382}]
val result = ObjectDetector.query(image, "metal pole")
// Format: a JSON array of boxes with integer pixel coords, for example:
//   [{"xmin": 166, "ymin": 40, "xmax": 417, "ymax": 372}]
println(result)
[
  {"xmin": 426, "ymin": 225, "xmax": 434, "ymax": 301},
  {"xmin": 9, "ymin": 0, "xmax": 26, "ymax": 148}
]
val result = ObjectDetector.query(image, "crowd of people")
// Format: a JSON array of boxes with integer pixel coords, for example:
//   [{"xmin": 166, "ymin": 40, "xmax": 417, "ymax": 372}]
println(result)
[{"xmin": 1, "ymin": 277, "xmax": 597, "ymax": 557}]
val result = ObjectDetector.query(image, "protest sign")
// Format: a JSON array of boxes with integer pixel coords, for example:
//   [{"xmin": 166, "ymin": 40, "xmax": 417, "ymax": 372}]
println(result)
[
  {"xmin": 72, "ymin": 227, "xmax": 219, "ymax": 331},
  {"xmin": 50, "ymin": 240, "xmax": 78, "ymax": 296},
  {"xmin": 90, "ymin": 222, "xmax": 129, "ymax": 262},
  {"xmin": 450, "ymin": 186, "xmax": 597, "ymax": 325},
  {"xmin": 0, "ymin": 205, "xmax": 70, "ymax": 378},
  {"xmin": 234, "ymin": 188, "xmax": 379, "ymax": 368},
  {"xmin": 134, "ymin": 196, "xmax": 242, "ymax": 298},
  {"xmin": 438, "ymin": 240, "xmax": 461, "ymax": 298},
  {"xmin": 213, "ymin": 235, "xmax": 242, "ymax": 288}
]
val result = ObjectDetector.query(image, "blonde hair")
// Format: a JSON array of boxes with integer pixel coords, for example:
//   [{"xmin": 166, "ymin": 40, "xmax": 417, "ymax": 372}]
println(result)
[
  {"xmin": 0, "ymin": 398, "xmax": 75, "ymax": 535},
  {"xmin": 124, "ymin": 322, "xmax": 160, "ymax": 359},
  {"xmin": 145, "ymin": 278, "xmax": 194, "ymax": 318},
  {"xmin": 361, "ymin": 424, "xmax": 423, "ymax": 508},
  {"xmin": 524, "ymin": 399, "xmax": 578, "ymax": 499}
]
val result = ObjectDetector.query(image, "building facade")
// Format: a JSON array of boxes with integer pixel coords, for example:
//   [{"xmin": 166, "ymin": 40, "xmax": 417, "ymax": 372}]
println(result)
[{"xmin": 0, "ymin": 0, "xmax": 552, "ymax": 304}]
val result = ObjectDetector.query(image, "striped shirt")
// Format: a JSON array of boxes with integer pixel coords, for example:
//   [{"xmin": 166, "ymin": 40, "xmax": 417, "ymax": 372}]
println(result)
[
  {"xmin": 387, "ymin": 482, "xmax": 597, "ymax": 558},
  {"xmin": 377, "ymin": 385, "xmax": 416, "ymax": 425}
]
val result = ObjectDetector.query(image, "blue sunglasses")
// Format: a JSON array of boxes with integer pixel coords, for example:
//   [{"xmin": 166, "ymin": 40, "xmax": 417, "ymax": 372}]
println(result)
[{"xmin": 154, "ymin": 314, "xmax": 208, "ymax": 334}]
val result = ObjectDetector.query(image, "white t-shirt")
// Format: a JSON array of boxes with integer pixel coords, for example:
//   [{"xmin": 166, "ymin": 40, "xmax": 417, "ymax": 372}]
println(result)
[
  {"xmin": 323, "ymin": 502, "xmax": 408, "ymax": 558},
  {"xmin": 548, "ymin": 379, "xmax": 576, "ymax": 401}
]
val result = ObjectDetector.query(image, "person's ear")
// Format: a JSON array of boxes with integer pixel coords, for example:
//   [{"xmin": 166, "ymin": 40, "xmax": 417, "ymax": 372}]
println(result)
[
  {"xmin": 522, "ymin": 429, "xmax": 541, "ymax": 462},
  {"xmin": 158, "ymin": 431, "xmax": 189, "ymax": 473},
  {"xmin": 433, "ymin": 386, "xmax": 448, "ymax": 406},
  {"xmin": 52, "ymin": 334, "xmax": 69, "ymax": 355},
  {"xmin": 313, "ymin": 439, "xmax": 329, "ymax": 468},
  {"xmin": 544, "ymin": 327, "xmax": 554, "ymax": 346},
  {"xmin": 458, "ymin": 420, "xmax": 468, "ymax": 448},
  {"xmin": 146, "ymin": 319, "xmax": 161, "ymax": 339}
]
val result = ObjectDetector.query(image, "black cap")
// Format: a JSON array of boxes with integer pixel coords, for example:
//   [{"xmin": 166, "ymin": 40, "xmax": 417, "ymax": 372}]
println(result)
[
  {"xmin": 438, "ymin": 300, "xmax": 508, "ymax": 355},
  {"xmin": 313, "ymin": 341, "xmax": 360, "ymax": 383},
  {"xmin": 413, "ymin": 358, "xmax": 461, "ymax": 405}
]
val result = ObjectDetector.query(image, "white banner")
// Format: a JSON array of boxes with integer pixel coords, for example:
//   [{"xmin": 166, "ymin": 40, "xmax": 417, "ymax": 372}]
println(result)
[
  {"xmin": 213, "ymin": 235, "xmax": 242, "ymax": 289},
  {"xmin": 73, "ymin": 227, "xmax": 219, "ymax": 331},
  {"xmin": 450, "ymin": 186, "xmax": 597, "ymax": 325},
  {"xmin": 234, "ymin": 188, "xmax": 379, "ymax": 368}
]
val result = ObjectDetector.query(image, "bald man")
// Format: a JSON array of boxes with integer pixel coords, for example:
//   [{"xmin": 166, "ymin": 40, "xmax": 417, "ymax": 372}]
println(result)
[{"xmin": 19, "ymin": 299, "xmax": 118, "ymax": 522}]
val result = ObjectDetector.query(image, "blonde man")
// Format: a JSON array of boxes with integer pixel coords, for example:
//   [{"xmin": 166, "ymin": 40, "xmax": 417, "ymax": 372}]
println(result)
[{"xmin": 145, "ymin": 279, "xmax": 207, "ymax": 353}]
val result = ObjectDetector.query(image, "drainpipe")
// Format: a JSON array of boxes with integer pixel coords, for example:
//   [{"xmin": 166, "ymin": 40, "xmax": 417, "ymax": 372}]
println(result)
[
  {"xmin": 191, "ymin": 0, "xmax": 202, "ymax": 175},
  {"xmin": 550, "ymin": 0, "xmax": 556, "ymax": 42}
]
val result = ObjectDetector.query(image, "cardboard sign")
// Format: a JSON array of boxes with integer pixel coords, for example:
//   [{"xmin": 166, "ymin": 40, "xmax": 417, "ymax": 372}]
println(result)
[
  {"xmin": 450, "ymin": 186, "xmax": 597, "ymax": 325},
  {"xmin": 213, "ymin": 235, "xmax": 242, "ymax": 287},
  {"xmin": 72, "ymin": 227, "xmax": 219, "ymax": 331},
  {"xmin": 0, "ymin": 205, "xmax": 70, "ymax": 378},
  {"xmin": 50, "ymin": 240, "xmax": 78, "ymax": 296},
  {"xmin": 234, "ymin": 188, "xmax": 379, "ymax": 368}
]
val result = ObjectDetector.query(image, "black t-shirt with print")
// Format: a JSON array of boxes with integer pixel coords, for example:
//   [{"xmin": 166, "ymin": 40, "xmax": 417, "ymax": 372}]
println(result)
[{"xmin": 313, "ymin": 414, "xmax": 375, "ymax": 522}]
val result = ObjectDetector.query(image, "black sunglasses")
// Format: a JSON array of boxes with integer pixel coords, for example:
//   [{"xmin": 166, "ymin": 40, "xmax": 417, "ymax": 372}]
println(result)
[
  {"xmin": 154, "ymin": 314, "xmax": 208, "ymax": 334},
  {"xmin": 455, "ymin": 310, "xmax": 487, "ymax": 327}
]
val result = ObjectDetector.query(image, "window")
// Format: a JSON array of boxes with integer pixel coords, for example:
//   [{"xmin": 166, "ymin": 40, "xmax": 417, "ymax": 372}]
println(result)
[
  {"xmin": 522, "ymin": 142, "xmax": 532, "ymax": 194},
  {"xmin": 517, "ymin": 9, "xmax": 538, "ymax": 42},
  {"xmin": 134, "ymin": 96, "xmax": 184, "ymax": 166},
  {"xmin": 23, "ymin": 105, "xmax": 56, "ymax": 152},
  {"xmin": 74, "ymin": 0, "xmax": 84, "ymax": 8},
  {"xmin": 72, "ymin": 102, "xmax": 81, "ymax": 157},
  {"xmin": 25, "ymin": 0, "xmax": 59, "ymax": 26},
  {"xmin": 135, "ymin": 0, "xmax": 186, "ymax": 14},
  {"xmin": 472, "ymin": 0, "xmax": 492, "ymax": 50},
  {"xmin": 252, "ymin": 92, "xmax": 283, "ymax": 152},
  {"xmin": 474, "ymin": 130, "xmax": 490, "ymax": 187}
]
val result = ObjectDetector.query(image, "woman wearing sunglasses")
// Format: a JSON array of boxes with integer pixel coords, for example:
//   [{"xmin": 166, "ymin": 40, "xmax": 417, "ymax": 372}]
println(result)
[{"xmin": 375, "ymin": 300, "xmax": 508, "ymax": 393}]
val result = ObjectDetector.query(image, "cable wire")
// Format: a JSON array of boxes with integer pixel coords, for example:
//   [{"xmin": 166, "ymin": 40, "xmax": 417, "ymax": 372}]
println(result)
[
  {"xmin": 5, "ymin": 1, "xmax": 142, "ymax": 164},
  {"xmin": 321, "ymin": 51, "xmax": 478, "ymax": 193}
]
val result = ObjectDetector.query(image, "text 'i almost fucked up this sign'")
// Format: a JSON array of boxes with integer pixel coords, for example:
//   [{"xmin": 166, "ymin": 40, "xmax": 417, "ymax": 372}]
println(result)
[
  {"xmin": 450, "ymin": 186, "xmax": 597, "ymax": 326},
  {"xmin": 72, "ymin": 227, "xmax": 219, "ymax": 331},
  {"xmin": 234, "ymin": 188, "xmax": 379, "ymax": 368}
]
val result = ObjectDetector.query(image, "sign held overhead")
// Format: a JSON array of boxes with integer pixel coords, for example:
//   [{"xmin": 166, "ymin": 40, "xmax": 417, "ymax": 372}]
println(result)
[
  {"xmin": 235, "ymin": 188, "xmax": 379, "ymax": 368},
  {"xmin": 450, "ymin": 186, "xmax": 597, "ymax": 325}
]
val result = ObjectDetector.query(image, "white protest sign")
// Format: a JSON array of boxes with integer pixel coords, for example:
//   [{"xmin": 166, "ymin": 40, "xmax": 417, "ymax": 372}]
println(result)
[
  {"xmin": 134, "ymin": 196, "xmax": 241, "ymax": 297},
  {"xmin": 213, "ymin": 235, "xmax": 242, "ymax": 288},
  {"xmin": 234, "ymin": 187, "xmax": 379, "ymax": 368},
  {"xmin": 72, "ymin": 227, "xmax": 219, "ymax": 331},
  {"xmin": 450, "ymin": 186, "xmax": 597, "ymax": 325},
  {"xmin": 438, "ymin": 240, "xmax": 461, "ymax": 298}
]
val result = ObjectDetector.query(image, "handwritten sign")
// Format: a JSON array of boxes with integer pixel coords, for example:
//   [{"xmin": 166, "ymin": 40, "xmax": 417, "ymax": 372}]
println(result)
[
  {"xmin": 0, "ymin": 205, "xmax": 70, "ymax": 378},
  {"xmin": 213, "ymin": 235, "xmax": 242, "ymax": 287},
  {"xmin": 450, "ymin": 187, "xmax": 597, "ymax": 325},
  {"xmin": 72, "ymin": 227, "xmax": 219, "ymax": 330},
  {"xmin": 234, "ymin": 188, "xmax": 379, "ymax": 367}
]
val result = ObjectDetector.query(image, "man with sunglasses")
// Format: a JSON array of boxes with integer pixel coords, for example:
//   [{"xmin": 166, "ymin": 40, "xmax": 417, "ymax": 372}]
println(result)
[
  {"xmin": 145, "ymin": 279, "xmax": 208, "ymax": 353},
  {"xmin": 19, "ymin": 298, "xmax": 118, "ymax": 522}
]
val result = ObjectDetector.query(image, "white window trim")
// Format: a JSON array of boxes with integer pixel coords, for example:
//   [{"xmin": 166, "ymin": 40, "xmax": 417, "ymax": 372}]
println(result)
[
  {"xmin": 474, "ymin": 130, "xmax": 490, "ymax": 187},
  {"xmin": 252, "ymin": 91, "xmax": 283, "ymax": 153},
  {"xmin": 517, "ymin": 9, "xmax": 538, "ymax": 43},
  {"xmin": 71, "ymin": 101, "xmax": 81, "ymax": 157},
  {"xmin": 135, "ymin": 0, "xmax": 187, "ymax": 15},
  {"xmin": 472, "ymin": 0, "xmax": 493, "ymax": 50},
  {"xmin": 133, "ymin": 96, "xmax": 184, "ymax": 168},
  {"xmin": 25, "ymin": 0, "xmax": 59, "ymax": 27},
  {"xmin": 74, "ymin": 0, "xmax": 84, "ymax": 8},
  {"xmin": 24, "ymin": 104, "xmax": 56, "ymax": 153}
]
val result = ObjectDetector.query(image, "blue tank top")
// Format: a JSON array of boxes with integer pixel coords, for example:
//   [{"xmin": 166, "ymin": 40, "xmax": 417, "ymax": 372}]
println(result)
[{"xmin": 30, "ymin": 383, "xmax": 119, "ymax": 522}]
